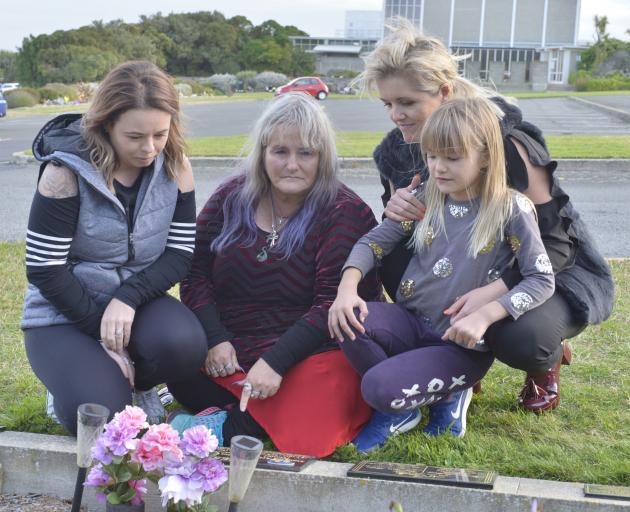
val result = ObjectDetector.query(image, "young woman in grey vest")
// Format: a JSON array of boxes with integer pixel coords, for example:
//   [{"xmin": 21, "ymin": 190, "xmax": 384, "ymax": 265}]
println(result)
[{"xmin": 21, "ymin": 61, "xmax": 207, "ymax": 434}]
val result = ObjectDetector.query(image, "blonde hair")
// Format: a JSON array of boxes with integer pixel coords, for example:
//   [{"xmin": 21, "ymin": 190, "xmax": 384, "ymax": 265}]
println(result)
[
  {"xmin": 81, "ymin": 61, "xmax": 185, "ymax": 188},
  {"xmin": 413, "ymin": 97, "xmax": 515, "ymax": 257},
  {"xmin": 356, "ymin": 18, "xmax": 497, "ymax": 101}
]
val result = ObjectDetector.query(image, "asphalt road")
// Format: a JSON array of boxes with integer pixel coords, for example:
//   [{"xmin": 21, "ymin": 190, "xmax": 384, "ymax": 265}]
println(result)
[
  {"xmin": 1, "ymin": 162, "xmax": 628, "ymax": 257},
  {"xmin": 1, "ymin": 95, "xmax": 629, "ymax": 163}
]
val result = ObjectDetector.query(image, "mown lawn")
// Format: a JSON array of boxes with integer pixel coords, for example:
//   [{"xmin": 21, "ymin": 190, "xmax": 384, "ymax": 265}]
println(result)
[
  {"xmin": 188, "ymin": 133, "xmax": 630, "ymax": 159},
  {"xmin": 1, "ymin": 241, "xmax": 628, "ymax": 484}
]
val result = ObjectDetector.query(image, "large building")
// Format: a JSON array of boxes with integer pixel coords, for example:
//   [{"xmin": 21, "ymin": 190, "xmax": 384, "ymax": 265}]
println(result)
[
  {"xmin": 345, "ymin": 10, "xmax": 384, "ymax": 39},
  {"xmin": 383, "ymin": 0, "xmax": 584, "ymax": 90}
]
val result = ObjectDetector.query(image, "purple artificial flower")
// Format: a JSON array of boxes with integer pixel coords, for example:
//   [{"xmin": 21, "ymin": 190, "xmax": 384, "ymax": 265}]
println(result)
[
  {"xmin": 180, "ymin": 425, "xmax": 218, "ymax": 458},
  {"xmin": 84, "ymin": 463, "xmax": 111, "ymax": 503},
  {"xmin": 194, "ymin": 458, "xmax": 228, "ymax": 493}
]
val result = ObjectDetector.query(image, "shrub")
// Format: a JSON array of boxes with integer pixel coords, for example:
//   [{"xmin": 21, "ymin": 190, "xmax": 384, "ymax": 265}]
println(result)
[
  {"xmin": 75, "ymin": 82, "xmax": 95, "ymax": 102},
  {"xmin": 207, "ymin": 74, "xmax": 237, "ymax": 95},
  {"xmin": 236, "ymin": 70, "xmax": 257, "ymax": 91},
  {"xmin": 574, "ymin": 71, "xmax": 630, "ymax": 92},
  {"xmin": 175, "ymin": 78, "xmax": 212, "ymax": 96},
  {"xmin": 38, "ymin": 83, "xmax": 79, "ymax": 101},
  {"xmin": 175, "ymin": 83, "xmax": 193, "ymax": 96},
  {"xmin": 254, "ymin": 71, "xmax": 288, "ymax": 91},
  {"xmin": 5, "ymin": 89, "xmax": 39, "ymax": 108}
]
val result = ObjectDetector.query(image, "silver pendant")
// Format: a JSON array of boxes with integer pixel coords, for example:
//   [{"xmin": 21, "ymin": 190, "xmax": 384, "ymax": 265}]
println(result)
[{"xmin": 256, "ymin": 246, "xmax": 268, "ymax": 262}]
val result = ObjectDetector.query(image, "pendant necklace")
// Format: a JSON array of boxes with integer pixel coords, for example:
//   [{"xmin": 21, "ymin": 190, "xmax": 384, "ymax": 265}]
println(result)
[{"xmin": 256, "ymin": 194, "xmax": 289, "ymax": 262}]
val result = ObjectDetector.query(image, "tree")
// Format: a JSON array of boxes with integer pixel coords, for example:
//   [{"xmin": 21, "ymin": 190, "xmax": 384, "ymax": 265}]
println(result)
[
  {"xmin": 0, "ymin": 51, "xmax": 18, "ymax": 82},
  {"xmin": 594, "ymin": 15, "xmax": 609, "ymax": 43}
]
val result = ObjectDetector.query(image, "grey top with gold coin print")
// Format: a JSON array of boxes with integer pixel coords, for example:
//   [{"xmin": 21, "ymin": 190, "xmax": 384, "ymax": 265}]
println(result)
[{"xmin": 343, "ymin": 191, "xmax": 555, "ymax": 342}]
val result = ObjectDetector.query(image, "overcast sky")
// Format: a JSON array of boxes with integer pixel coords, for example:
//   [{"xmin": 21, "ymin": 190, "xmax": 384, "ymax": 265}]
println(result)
[{"xmin": 2, "ymin": 0, "xmax": 629, "ymax": 52}]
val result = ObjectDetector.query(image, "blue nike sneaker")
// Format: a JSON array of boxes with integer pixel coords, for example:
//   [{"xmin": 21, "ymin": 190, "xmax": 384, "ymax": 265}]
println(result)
[
  {"xmin": 423, "ymin": 387, "xmax": 473, "ymax": 438},
  {"xmin": 352, "ymin": 408, "xmax": 421, "ymax": 453}
]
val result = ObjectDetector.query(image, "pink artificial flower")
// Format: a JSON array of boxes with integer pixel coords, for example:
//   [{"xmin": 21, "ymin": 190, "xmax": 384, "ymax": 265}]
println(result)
[
  {"xmin": 116, "ymin": 405, "xmax": 149, "ymax": 432},
  {"xmin": 132, "ymin": 423, "xmax": 183, "ymax": 472},
  {"xmin": 181, "ymin": 425, "xmax": 218, "ymax": 458},
  {"xmin": 129, "ymin": 479, "xmax": 148, "ymax": 506}
]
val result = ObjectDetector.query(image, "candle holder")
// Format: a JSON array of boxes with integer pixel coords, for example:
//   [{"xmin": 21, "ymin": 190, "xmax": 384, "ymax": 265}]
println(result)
[
  {"xmin": 227, "ymin": 435, "xmax": 263, "ymax": 512},
  {"xmin": 72, "ymin": 403, "xmax": 110, "ymax": 512}
]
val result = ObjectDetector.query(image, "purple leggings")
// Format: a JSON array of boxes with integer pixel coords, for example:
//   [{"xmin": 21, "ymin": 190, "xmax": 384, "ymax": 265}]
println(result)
[{"xmin": 340, "ymin": 302, "xmax": 494, "ymax": 413}]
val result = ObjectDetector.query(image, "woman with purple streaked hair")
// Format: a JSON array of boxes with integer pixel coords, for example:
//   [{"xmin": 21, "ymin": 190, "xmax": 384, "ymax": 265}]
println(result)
[{"xmin": 167, "ymin": 92, "xmax": 381, "ymax": 457}]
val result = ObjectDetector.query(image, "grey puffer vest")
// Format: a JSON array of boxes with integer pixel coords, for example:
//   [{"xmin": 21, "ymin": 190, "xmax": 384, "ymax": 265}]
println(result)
[{"xmin": 21, "ymin": 118, "xmax": 178, "ymax": 329}]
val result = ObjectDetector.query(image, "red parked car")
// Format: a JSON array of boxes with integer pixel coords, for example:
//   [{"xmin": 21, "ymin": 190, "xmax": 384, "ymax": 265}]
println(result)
[{"xmin": 275, "ymin": 77, "xmax": 329, "ymax": 100}]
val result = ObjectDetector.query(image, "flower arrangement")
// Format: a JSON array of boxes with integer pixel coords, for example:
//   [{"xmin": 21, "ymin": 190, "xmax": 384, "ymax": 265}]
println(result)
[{"xmin": 84, "ymin": 406, "xmax": 227, "ymax": 511}]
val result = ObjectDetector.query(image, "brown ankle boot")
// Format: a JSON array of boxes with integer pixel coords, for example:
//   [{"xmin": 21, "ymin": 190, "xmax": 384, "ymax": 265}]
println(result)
[{"xmin": 518, "ymin": 341, "xmax": 572, "ymax": 413}]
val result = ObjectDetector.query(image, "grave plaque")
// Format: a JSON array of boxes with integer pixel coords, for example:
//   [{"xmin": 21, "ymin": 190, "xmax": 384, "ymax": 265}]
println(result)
[
  {"xmin": 214, "ymin": 447, "xmax": 315, "ymax": 472},
  {"xmin": 584, "ymin": 484, "xmax": 630, "ymax": 501},
  {"xmin": 348, "ymin": 461, "xmax": 496, "ymax": 489}
]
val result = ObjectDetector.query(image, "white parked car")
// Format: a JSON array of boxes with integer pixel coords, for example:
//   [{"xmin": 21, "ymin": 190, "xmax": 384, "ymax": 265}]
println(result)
[{"xmin": 0, "ymin": 82, "xmax": 20, "ymax": 92}]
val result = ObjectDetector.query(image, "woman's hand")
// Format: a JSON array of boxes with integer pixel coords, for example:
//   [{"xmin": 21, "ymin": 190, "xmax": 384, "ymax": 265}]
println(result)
[
  {"xmin": 239, "ymin": 359, "xmax": 282, "ymax": 411},
  {"xmin": 443, "ymin": 279, "xmax": 509, "ymax": 323},
  {"xmin": 384, "ymin": 174, "xmax": 426, "ymax": 222},
  {"xmin": 328, "ymin": 271, "xmax": 368, "ymax": 342},
  {"xmin": 205, "ymin": 341, "xmax": 241, "ymax": 378},
  {"xmin": 100, "ymin": 298, "xmax": 136, "ymax": 352},
  {"xmin": 101, "ymin": 344, "xmax": 135, "ymax": 388}
]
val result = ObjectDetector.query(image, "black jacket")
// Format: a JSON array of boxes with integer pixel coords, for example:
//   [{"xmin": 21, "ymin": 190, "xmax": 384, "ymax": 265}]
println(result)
[{"xmin": 373, "ymin": 97, "xmax": 614, "ymax": 325}]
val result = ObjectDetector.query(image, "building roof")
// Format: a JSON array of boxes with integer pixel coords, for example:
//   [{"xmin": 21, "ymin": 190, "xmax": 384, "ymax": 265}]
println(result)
[{"xmin": 312, "ymin": 44, "xmax": 363, "ymax": 54}]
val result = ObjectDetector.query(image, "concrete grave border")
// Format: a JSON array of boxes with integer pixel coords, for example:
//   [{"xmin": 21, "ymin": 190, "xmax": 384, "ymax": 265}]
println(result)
[{"xmin": 1, "ymin": 431, "xmax": 629, "ymax": 511}]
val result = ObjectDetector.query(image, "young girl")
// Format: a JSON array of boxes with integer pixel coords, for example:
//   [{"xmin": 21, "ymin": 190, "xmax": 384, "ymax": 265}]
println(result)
[{"xmin": 328, "ymin": 97, "xmax": 555, "ymax": 452}]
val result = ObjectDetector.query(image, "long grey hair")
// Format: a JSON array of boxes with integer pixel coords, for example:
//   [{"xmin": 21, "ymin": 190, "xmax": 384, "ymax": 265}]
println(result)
[{"xmin": 211, "ymin": 92, "xmax": 340, "ymax": 258}]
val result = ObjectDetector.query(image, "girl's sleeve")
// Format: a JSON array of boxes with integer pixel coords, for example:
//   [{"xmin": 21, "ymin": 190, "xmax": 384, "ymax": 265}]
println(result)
[
  {"xmin": 180, "ymin": 189, "xmax": 234, "ymax": 349},
  {"xmin": 497, "ymin": 194, "xmax": 556, "ymax": 320},
  {"xmin": 261, "ymin": 196, "xmax": 380, "ymax": 376},
  {"xmin": 26, "ymin": 191, "xmax": 105, "ymax": 337},
  {"xmin": 113, "ymin": 190, "xmax": 196, "ymax": 309}
]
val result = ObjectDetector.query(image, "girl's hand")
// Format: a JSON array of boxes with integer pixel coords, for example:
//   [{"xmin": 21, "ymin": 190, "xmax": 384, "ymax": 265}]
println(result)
[
  {"xmin": 444, "ymin": 279, "xmax": 509, "ymax": 323},
  {"xmin": 384, "ymin": 174, "xmax": 426, "ymax": 222},
  {"xmin": 100, "ymin": 298, "xmax": 136, "ymax": 353},
  {"xmin": 239, "ymin": 359, "xmax": 282, "ymax": 412},
  {"xmin": 328, "ymin": 288, "xmax": 368, "ymax": 342},
  {"xmin": 205, "ymin": 341, "xmax": 241, "ymax": 378},
  {"xmin": 101, "ymin": 344, "xmax": 135, "ymax": 388},
  {"xmin": 442, "ymin": 310, "xmax": 491, "ymax": 350}
]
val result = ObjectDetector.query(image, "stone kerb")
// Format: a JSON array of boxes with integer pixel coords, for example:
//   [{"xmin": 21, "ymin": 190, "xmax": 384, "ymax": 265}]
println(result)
[
  {"xmin": 11, "ymin": 151, "xmax": 630, "ymax": 174},
  {"xmin": 1, "ymin": 431, "xmax": 629, "ymax": 511}
]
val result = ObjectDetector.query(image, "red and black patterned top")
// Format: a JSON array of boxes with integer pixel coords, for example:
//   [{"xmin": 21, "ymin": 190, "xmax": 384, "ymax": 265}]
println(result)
[{"xmin": 181, "ymin": 177, "xmax": 381, "ymax": 375}]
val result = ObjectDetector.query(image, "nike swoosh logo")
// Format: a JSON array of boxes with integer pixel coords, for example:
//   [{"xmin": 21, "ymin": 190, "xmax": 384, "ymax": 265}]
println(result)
[
  {"xmin": 451, "ymin": 392, "xmax": 465, "ymax": 420},
  {"xmin": 389, "ymin": 413, "xmax": 415, "ymax": 433}
]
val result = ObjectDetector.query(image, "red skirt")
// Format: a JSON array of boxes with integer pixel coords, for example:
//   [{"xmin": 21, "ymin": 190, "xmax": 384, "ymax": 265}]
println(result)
[{"xmin": 212, "ymin": 350, "xmax": 371, "ymax": 457}]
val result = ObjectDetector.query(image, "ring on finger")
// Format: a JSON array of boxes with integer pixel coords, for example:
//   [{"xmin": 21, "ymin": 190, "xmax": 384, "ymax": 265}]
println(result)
[
  {"xmin": 259, "ymin": 393, "xmax": 268, "ymax": 399},
  {"xmin": 115, "ymin": 330, "xmax": 124, "ymax": 337},
  {"xmin": 224, "ymin": 363, "xmax": 233, "ymax": 370},
  {"xmin": 251, "ymin": 390, "xmax": 261, "ymax": 399}
]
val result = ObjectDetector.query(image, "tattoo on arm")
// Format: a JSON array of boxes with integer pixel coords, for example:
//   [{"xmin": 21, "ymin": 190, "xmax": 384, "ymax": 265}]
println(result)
[{"xmin": 38, "ymin": 164, "xmax": 78, "ymax": 198}]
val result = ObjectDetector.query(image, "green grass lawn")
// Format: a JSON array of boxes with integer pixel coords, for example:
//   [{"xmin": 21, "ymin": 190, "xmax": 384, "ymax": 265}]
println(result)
[
  {"xmin": 1, "ymin": 241, "xmax": 629, "ymax": 484},
  {"xmin": 188, "ymin": 133, "xmax": 630, "ymax": 159}
]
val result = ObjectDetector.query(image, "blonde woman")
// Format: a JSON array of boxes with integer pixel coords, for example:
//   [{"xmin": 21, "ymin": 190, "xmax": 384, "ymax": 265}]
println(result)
[
  {"xmin": 359, "ymin": 21, "xmax": 612, "ymax": 418},
  {"xmin": 22, "ymin": 61, "xmax": 207, "ymax": 433},
  {"xmin": 329, "ymin": 97, "xmax": 555, "ymax": 451}
]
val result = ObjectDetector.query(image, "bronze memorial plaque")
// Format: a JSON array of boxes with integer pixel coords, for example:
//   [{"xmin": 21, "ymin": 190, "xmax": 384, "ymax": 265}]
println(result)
[
  {"xmin": 348, "ymin": 461, "xmax": 497, "ymax": 489},
  {"xmin": 214, "ymin": 447, "xmax": 315, "ymax": 473},
  {"xmin": 585, "ymin": 484, "xmax": 630, "ymax": 501}
]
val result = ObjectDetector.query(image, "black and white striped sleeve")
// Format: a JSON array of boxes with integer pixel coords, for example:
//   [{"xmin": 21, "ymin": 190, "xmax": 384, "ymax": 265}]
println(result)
[
  {"xmin": 26, "ymin": 191, "xmax": 105, "ymax": 336},
  {"xmin": 113, "ymin": 190, "xmax": 196, "ymax": 309}
]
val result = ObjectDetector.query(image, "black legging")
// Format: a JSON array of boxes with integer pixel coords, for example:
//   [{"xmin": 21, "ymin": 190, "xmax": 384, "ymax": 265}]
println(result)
[
  {"xmin": 381, "ymin": 247, "xmax": 586, "ymax": 376},
  {"xmin": 168, "ymin": 371, "xmax": 266, "ymax": 445},
  {"xmin": 24, "ymin": 295, "xmax": 207, "ymax": 435}
]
